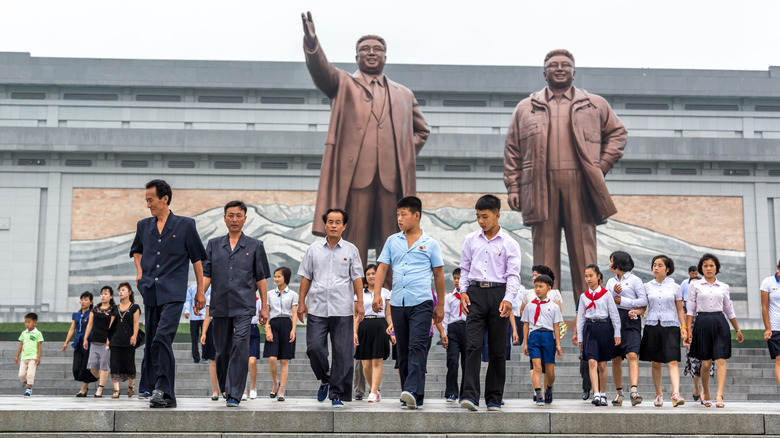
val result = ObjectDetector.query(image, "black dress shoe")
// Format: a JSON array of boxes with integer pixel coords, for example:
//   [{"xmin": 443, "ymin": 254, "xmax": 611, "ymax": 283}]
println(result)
[
  {"xmin": 355, "ymin": 395, "xmax": 363, "ymax": 401},
  {"xmin": 582, "ymin": 390, "xmax": 591, "ymax": 400},
  {"xmin": 149, "ymin": 390, "xmax": 177, "ymax": 408},
  {"xmin": 76, "ymin": 392, "xmax": 87, "ymax": 397}
]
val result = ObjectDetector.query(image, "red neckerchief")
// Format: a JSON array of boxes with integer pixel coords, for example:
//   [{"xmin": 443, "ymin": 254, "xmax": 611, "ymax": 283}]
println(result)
[
  {"xmin": 531, "ymin": 298, "xmax": 549, "ymax": 325},
  {"xmin": 584, "ymin": 287, "xmax": 608, "ymax": 311},
  {"xmin": 454, "ymin": 292, "xmax": 463, "ymax": 316}
]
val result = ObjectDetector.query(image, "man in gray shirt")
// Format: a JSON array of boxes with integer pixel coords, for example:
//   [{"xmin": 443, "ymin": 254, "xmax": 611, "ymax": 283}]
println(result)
[
  {"xmin": 203, "ymin": 201, "xmax": 270, "ymax": 407},
  {"xmin": 298, "ymin": 208, "xmax": 365, "ymax": 407}
]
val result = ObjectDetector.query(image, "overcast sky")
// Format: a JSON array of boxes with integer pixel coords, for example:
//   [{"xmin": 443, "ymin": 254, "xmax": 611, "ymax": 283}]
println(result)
[{"xmin": 1, "ymin": 0, "xmax": 778, "ymax": 70}]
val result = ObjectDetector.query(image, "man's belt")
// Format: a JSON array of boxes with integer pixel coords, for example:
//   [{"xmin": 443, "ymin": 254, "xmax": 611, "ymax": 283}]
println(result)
[
  {"xmin": 469, "ymin": 281, "xmax": 506, "ymax": 288},
  {"xmin": 586, "ymin": 318, "xmax": 610, "ymax": 323}
]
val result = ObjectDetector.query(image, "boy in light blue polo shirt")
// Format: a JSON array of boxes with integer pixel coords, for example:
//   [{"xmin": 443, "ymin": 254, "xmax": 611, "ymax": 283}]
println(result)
[{"xmin": 372, "ymin": 196, "xmax": 446, "ymax": 409}]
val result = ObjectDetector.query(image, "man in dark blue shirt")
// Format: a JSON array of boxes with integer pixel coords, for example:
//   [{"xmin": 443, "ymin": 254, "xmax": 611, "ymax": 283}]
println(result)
[
  {"xmin": 130, "ymin": 179, "xmax": 207, "ymax": 408},
  {"xmin": 203, "ymin": 200, "xmax": 270, "ymax": 407}
]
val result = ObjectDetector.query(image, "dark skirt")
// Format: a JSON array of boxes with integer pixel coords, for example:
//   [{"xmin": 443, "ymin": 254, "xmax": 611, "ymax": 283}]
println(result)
[
  {"xmin": 616, "ymin": 308, "xmax": 642, "ymax": 357},
  {"xmin": 639, "ymin": 324, "xmax": 681, "ymax": 363},
  {"xmin": 769, "ymin": 331, "xmax": 780, "ymax": 359},
  {"xmin": 202, "ymin": 323, "xmax": 216, "ymax": 361},
  {"xmin": 73, "ymin": 347, "xmax": 97, "ymax": 383},
  {"xmin": 689, "ymin": 312, "xmax": 731, "ymax": 361},
  {"xmin": 110, "ymin": 346, "xmax": 137, "ymax": 382},
  {"xmin": 355, "ymin": 317, "xmax": 390, "ymax": 360},
  {"xmin": 583, "ymin": 320, "xmax": 616, "ymax": 362},
  {"xmin": 249, "ymin": 324, "xmax": 261, "ymax": 359},
  {"xmin": 263, "ymin": 317, "xmax": 296, "ymax": 360}
]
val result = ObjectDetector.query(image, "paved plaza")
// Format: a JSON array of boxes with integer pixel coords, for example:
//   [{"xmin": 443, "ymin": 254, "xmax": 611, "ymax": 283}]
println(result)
[{"xmin": 0, "ymin": 396, "xmax": 778, "ymax": 436}]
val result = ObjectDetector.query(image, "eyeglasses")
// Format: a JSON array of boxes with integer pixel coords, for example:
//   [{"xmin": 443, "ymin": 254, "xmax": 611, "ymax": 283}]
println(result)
[
  {"xmin": 358, "ymin": 46, "xmax": 386, "ymax": 54},
  {"xmin": 546, "ymin": 62, "xmax": 573, "ymax": 70}
]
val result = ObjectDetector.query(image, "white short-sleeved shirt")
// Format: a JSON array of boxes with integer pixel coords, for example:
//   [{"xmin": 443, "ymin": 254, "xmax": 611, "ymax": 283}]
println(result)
[
  {"xmin": 606, "ymin": 271, "xmax": 647, "ymax": 310},
  {"xmin": 251, "ymin": 298, "xmax": 262, "ymax": 325},
  {"xmin": 521, "ymin": 299, "xmax": 563, "ymax": 332},
  {"xmin": 644, "ymin": 277, "xmax": 683, "ymax": 327},
  {"xmin": 268, "ymin": 287, "xmax": 299, "ymax": 320},
  {"xmin": 355, "ymin": 287, "xmax": 391, "ymax": 317},
  {"xmin": 761, "ymin": 274, "xmax": 780, "ymax": 331}
]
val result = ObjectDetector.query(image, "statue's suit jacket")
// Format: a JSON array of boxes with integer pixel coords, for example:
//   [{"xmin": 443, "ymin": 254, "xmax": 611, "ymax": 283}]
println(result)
[
  {"xmin": 304, "ymin": 39, "xmax": 430, "ymax": 237},
  {"xmin": 504, "ymin": 86, "xmax": 627, "ymax": 225}
]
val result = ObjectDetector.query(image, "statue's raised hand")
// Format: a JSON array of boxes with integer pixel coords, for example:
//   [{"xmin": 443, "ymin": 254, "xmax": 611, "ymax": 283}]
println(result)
[{"xmin": 301, "ymin": 11, "xmax": 316, "ymax": 47}]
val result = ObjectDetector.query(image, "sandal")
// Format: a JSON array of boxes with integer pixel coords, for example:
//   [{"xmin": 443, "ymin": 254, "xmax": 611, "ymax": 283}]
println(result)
[
  {"xmin": 653, "ymin": 394, "xmax": 663, "ymax": 407},
  {"xmin": 630, "ymin": 386, "xmax": 643, "ymax": 406},
  {"xmin": 702, "ymin": 392, "xmax": 712, "ymax": 407},
  {"xmin": 672, "ymin": 393, "xmax": 685, "ymax": 407},
  {"xmin": 611, "ymin": 392, "xmax": 624, "ymax": 406},
  {"xmin": 277, "ymin": 386, "xmax": 286, "ymax": 402},
  {"xmin": 715, "ymin": 394, "xmax": 725, "ymax": 408},
  {"xmin": 127, "ymin": 386, "xmax": 134, "ymax": 398},
  {"xmin": 94, "ymin": 385, "xmax": 104, "ymax": 398},
  {"xmin": 270, "ymin": 382, "xmax": 279, "ymax": 399},
  {"xmin": 112, "ymin": 390, "xmax": 120, "ymax": 399}
]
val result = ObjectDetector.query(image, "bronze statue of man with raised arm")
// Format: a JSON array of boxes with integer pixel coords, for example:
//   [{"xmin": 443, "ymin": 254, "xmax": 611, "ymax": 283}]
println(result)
[
  {"xmin": 504, "ymin": 49, "xmax": 627, "ymax": 303},
  {"xmin": 301, "ymin": 11, "xmax": 430, "ymax": 268}
]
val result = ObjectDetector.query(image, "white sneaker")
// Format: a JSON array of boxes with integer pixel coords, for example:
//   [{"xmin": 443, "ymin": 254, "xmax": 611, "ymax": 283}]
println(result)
[
  {"xmin": 241, "ymin": 392, "xmax": 248, "ymax": 401},
  {"xmin": 249, "ymin": 388, "xmax": 257, "ymax": 399},
  {"xmin": 367, "ymin": 393, "xmax": 378, "ymax": 402}
]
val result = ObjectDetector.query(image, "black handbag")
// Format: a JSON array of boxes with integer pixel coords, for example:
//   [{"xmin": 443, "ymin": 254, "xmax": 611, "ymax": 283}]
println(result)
[{"xmin": 134, "ymin": 329, "xmax": 146, "ymax": 349}]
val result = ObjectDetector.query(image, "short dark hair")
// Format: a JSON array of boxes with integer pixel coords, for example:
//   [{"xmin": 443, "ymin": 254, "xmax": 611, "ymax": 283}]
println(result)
[
  {"xmin": 688, "ymin": 265, "xmax": 698, "ymax": 273},
  {"xmin": 274, "ymin": 267, "xmax": 292, "ymax": 285},
  {"xmin": 698, "ymin": 253, "xmax": 721, "ymax": 275},
  {"xmin": 610, "ymin": 251, "xmax": 634, "ymax": 272},
  {"xmin": 452, "ymin": 267, "xmax": 461, "ymax": 276},
  {"xmin": 532, "ymin": 265, "xmax": 556, "ymax": 283},
  {"xmin": 544, "ymin": 49, "xmax": 575, "ymax": 65},
  {"xmin": 585, "ymin": 264, "xmax": 603, "ymax": 282},
  {"xmin": 224, "ymin": 200, "xmax": 247, "ymax": 214},
  {"xmin": 364, "ymin": 264, "xmax": 378, "ymax": 273},
  {"xmin": 534, "ymin": 274, "xmax": 553, "ymax": 287},
  {"xmin": 145, "ymin": 179, "xmax": 172, "ymax": 205},
  {"xmin": 80, "ymin": 291, "xmax": 94, "ymax": 310},
  {"xmin": 651, "ymin": 255, "xmax": 675, "ymax": 276},
  {"xmin": 322, "ymin": 208, "xmax": 349, "ymax": 225},
  {"xmin": 356, "ymin": 34, "xmax": 386, "ymax": 53},
  {"xmin": 475, "ymin": 194, "xmax": 501, "ymax": 212},
  {"xmin": 397, "ymin": 196, "xmax": 422, "ymax": 215},
  {"xmin": 24, "ymin": 312, "xmax": 37, "ymax": 322}
]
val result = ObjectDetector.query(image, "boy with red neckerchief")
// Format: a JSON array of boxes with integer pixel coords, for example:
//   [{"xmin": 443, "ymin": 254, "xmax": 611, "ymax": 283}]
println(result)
[
  {"xmin": 576, "ymin": 264, "xmax": 621, "ymax": 406},
  {"xmin": 521, "ymin": 275, "xmax": 563, "ymax": 406}
]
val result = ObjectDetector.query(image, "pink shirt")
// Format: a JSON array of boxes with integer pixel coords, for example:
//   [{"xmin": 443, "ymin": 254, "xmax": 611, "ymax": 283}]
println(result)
[
  {"xmin": 686, "ymin": 278, "xmax": 736, "ymax": 319},
  {"xmin": 458, "ymin": 227, "xmax": 521, "ymax": 302}
]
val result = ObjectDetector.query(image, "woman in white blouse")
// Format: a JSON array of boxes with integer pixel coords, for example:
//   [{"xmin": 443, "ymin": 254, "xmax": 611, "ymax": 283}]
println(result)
[
  {"xmin": 353, "ymin": 264, "xmax": 392, "ymax": 402},
  {"xmin": 685, "ymin": 253, "xmax": 744, "ymax": 408},
  {"xmin": 632, "ymin": 255, "xmax": 687, "ymax": 407}
]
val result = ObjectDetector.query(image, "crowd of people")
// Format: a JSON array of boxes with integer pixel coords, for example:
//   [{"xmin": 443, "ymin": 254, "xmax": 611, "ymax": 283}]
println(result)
[{"xmin": 15, "ymin": 181, "xmax": 780, "ymax": 412}]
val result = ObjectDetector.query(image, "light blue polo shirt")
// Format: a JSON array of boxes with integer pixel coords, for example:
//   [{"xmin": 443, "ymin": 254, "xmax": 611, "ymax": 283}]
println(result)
[{"xmin": 378, "ymin": 230, "xmax": 443, "ymax": 308}]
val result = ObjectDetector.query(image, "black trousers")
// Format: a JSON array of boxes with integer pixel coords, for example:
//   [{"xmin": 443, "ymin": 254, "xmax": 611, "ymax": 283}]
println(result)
[
  {"xmin": 579, "ymin": 350, "xmax": 592, "ymax": 392},
  {"xmin": 306, "ymin": 314, "xmax": 354, "ymax": 401},
  {"xmin": 391, "ymin": 300, "xmax": 433, "ymax": 403},
  {"xmin": 144, "ymin": 301, "xmax": 184, "ymax": 400},
  {"xmin": 138, "ymin": 357, "xmax": 150, "ymax": 393},
  {"xmin": 462, "ymin": 285, "xmax": 509, "ymax": 405},
  {"xmin": 212, "ymin": 315, "xmax": 252, "ymax": 400},
  {"xmin": 189, "ymin": 319, "xmax": 204, "ymax": 362},
  {"xmin": 445, "ymin": 321, "xmax": 467, "ymax": 399}
]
